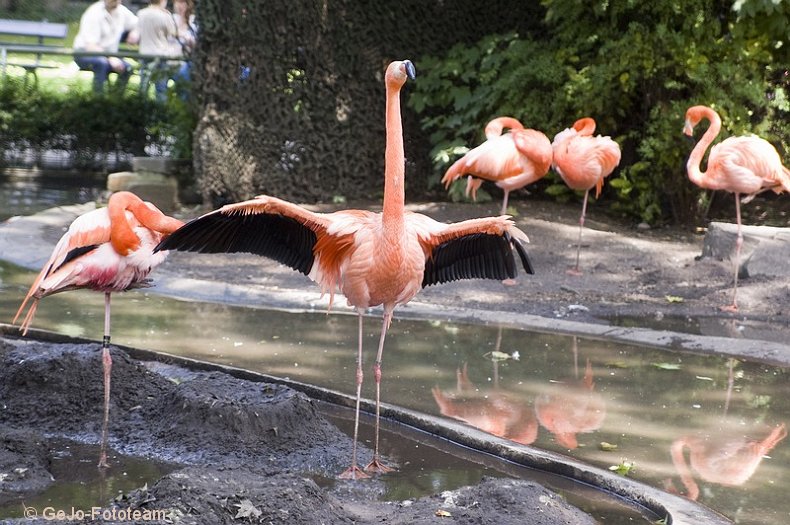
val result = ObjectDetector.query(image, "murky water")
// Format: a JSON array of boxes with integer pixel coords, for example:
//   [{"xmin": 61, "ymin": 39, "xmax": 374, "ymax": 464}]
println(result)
[
  {"xmin": 0, "ymin": 170, "xmax": 105, "ymax": 222},
  {"xmin": 1, "ymin": 260, "xmax": 788, "ymax": 524}
]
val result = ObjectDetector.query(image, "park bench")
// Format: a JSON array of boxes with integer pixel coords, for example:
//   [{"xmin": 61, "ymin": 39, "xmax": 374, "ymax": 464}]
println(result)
[
  {"xmin": 0, "ymin": 18, "xmax": 183, "ymax": 95},
  {"xmin": 0, "ymin": 18, "xmax": 68, "ymax": 83}
]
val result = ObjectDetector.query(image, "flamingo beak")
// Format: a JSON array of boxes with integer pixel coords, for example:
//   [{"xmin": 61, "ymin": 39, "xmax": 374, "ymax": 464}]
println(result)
[{"xmin": 403, "ymin": 60, "xmax": 416, "ymax": 80}]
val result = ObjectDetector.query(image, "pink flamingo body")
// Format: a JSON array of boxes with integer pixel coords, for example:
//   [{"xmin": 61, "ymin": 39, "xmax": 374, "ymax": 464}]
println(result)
[
  {"xmin": 683, "ymin": 105, "xmax": 790, "ymax": 311},
  {"xmin": 551, "ymin": 117, "xmax": 621, "ymax": 274},
  {"xmin": 670, "ymin": 424, "xmax": 787, "ymax": 501},
  {"xmin": 534, "ymin": 359, "xmax": 606, "ymax": 449},
  {"xmin": 432, "ymin": 363, "xmax": 538, "ymax": 445},
  {"xmin": 14, "ymin": 191, "xmax": 183, "ymax": 467},
  {"xmin": 156, "ymin": 61, "xmax": 534, "ymax": 479},
  {"xmin": 442, "ymin": 116, "xmax": 553, "ymax": 214}
]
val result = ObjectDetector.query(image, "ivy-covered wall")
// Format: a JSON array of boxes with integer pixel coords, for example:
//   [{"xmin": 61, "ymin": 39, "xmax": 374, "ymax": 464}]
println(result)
[{"xmin": 192, "ymin": 0, "xmax": 544, "ymax": 206}]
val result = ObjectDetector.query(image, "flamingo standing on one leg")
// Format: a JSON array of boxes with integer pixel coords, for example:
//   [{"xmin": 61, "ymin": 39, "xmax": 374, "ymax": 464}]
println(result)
[
  {"xmin": 683, "ymin": 105, "xmax": 790, "ymax": 311},
  {"xmin": 551, "ymin": 118, "xmax": 621, "ymax": 275},
  {"xmin": 13, "ymin": 191, "xmax": 184, "ymax": 467},
  {"xmin": 441, "ymin": 116, "xmax": 553, "ymax": 215},
  {"xmin": 156, "ymin": 60, "xmax": 534, "ymax": 479}
]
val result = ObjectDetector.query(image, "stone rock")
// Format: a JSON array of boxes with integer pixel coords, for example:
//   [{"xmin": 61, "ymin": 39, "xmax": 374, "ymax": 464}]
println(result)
[
  {"xmin": 106, "ymin": 171, "xmax": 178, "ymax": 212},
  {"xmin": 701, "ymin": 221, "xmax": 790, "ymax": 278}
]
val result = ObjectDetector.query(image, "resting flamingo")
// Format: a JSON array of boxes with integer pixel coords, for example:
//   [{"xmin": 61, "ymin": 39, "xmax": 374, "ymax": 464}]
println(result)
[
  {"xmin": 683, "ymin": 105, "xmax": 790, "ymax": 311},
  {"xmin": 551, "ymin": 118, "xmax": 621, "ymax": 275},
  {"xmin": 670, "ymin": 424, "xmax": 787, "ymax": 501},
  {"xmin": 13, "ymin": 191, "xmax": 184, "ymax": 468},
  {"xmin": 441, "ymin": 116, "xmax": 553, "ymax": 215},
  {"xmin": 156, "ymin": 60, "xmax": 534, "ymax": 479}
]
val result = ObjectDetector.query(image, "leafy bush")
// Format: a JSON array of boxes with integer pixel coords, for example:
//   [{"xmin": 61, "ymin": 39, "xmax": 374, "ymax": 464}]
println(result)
[
  {"xmin": 0, "ymin": 77, "xmax": 196, "ymax": 171},
  {"xmin": 409, "ymin": 0, "xmax": 789, "ymax": 227}
]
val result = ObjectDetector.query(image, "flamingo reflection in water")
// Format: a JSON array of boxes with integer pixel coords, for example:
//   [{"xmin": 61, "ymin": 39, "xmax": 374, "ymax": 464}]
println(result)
[
  {"xmin": 666, "ymin": 359, "xmax": 787, "ymax": 500},
  {"xmin": 534, "ymin": 337, "xmax": 606, "ymax": 449},
  {"xmin": 432, "ymin": 356, "xmax": 538, "ymax": 446}
]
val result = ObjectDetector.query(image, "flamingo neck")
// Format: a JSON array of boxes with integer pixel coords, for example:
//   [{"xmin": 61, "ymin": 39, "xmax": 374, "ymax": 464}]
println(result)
[
  {"xmin": 687, "ymin": 109, "xmax": 721, "ymax": 188},
  {"xmin": 108, "ymin": 192, "xmax": 183, "ymax": 255},
  {"xmin": 670, "ymin": 438, "xmax": 700, "ymax": 500},
  {"xmin": 382, "ymin": 82, "xmax": 405, "ymax": 233},
  {"xmin": 485, "ymin": 117, "xmax": 524, "ymax": 139}
]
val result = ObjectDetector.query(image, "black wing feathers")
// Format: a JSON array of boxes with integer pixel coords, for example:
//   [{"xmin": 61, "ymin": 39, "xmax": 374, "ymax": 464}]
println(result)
[
  {"xmin": 422, "ymin": 233, "xmax": 534, "ymax": 288},
  {"xmin": 53, "ymin": 244, "xmax": 100, "ymax": 275},
  {"xmin": 155, "ymin": 211, "xmax": 317, "ymax": 275}
]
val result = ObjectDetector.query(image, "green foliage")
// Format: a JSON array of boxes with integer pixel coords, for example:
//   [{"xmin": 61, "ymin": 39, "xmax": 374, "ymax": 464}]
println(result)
[
  {"xmin": 0, "ymin": 78, "xmax": 196, "ymax": 171},
  {"xmin": 409, "ymin": 0, "xmax": 790, "ymax": 227}
]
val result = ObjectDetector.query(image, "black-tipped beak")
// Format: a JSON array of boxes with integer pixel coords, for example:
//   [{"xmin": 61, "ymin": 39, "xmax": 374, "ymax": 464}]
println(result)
[{"xmin": 404, "ymin": 60, "xmax": 416, "ymax": 80}]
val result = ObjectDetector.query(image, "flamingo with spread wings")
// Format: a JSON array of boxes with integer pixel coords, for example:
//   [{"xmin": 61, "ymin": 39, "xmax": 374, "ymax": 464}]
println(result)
[
  {"xmin": 441, "ymin": 116, "xmax": 553, "ymax": 214},
  {"xmin": 684, "ymin": 105, "xmax": 790, "ymax": 311},
  {"xmin": 14, "ymin": 190, "xmax": 183, "ymax": 467},
  {"xmin": 551, "ymin": 118, "xmax": 621, "ymax": 275},
  {"xmin": 156, "ymin": 60, "xmax": 534, "ymax": 479}
]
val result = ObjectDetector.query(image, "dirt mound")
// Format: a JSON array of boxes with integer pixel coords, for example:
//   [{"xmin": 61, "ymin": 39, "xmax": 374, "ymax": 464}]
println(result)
[{"xmin": 0, "ymin": 338, "xmax": 600, "ymax": 525}]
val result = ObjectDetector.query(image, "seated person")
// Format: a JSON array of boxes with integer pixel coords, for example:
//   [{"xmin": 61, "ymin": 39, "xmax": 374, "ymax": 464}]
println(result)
[
  {"xmin": 73, "ymin": 0, "xmax": 139, "ymax": 93},
  {"xmin": 137, "ymin": 0, "xmax": 179, "ymax": 101}
]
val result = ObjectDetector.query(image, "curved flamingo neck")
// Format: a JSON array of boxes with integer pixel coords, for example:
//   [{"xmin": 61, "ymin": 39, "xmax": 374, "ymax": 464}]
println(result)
[
  {"xmin": 382, "ymin": 78, "xmax": 405, "ymax": 231},
  {"xmin": 485, "ymin": 117, "xmax": 524, "ymax": 139},
  {"xmin": 686, "ymin": 107, "xmax": 721, "ymax": 188},
  {"xmin": 108, "ymin": 192, "xmax": 183, "ymax": 255},
  {"xmin": 670, "ymin": 438, "xmax": 700, "ymax": 500},
  {"xmin": 573, "ymin": 118, "xmax": 596, "ymax": 136}
]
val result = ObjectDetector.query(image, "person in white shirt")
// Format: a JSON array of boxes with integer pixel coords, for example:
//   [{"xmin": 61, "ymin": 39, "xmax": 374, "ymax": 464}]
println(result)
[
  {"xmin": 137, "ymin": 0, "xmax": 178, "ymax": 100},
  {"xmin": 73, "ymin": 0, "xmax": 139, "ymax": 93}
]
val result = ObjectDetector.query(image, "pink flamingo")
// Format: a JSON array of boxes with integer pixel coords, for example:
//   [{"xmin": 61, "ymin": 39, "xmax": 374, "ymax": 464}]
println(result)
[
  {"xmin": 432, "ymin": 362, "xmax": 538, "ymax": 445},
  {"xmin": 534, "ymin": 358, "xmax": 606, "ymax": 449},
  {"xmin": 156, "ymin": 60, "xmax": 534, "ymax": 479},
  {"xmin": 441, "ymin": 116, "xmax": 553, "ymax": 214},
  {"xmin": 551, "ymin": 118, "xmax": 621, "ymax": 275},
  {"xmin": 683, "ymin": 105, "xmax": 790, "ymax": 311},
  {"xmin": 670, "ymin": 424, "xmax": 787, "ymax": 501},
  {"xmin": 14, "ymin": 191, "xmax": 184, "ymax": 467}
]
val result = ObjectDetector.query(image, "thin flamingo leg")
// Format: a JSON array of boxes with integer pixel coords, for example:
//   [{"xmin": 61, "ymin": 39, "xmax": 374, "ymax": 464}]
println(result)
[
  {"xmin": 567, "ymin": 189, "xmax": 589, "ymax": 276},
  {"xmin": 338, "ymin": 313, "xmax": 370, "ymax": 480},
  {"xmin": 722, "ymin": 194, "xmax": 742, "ymax": 312},
  {"xmin": 500, "ymin": 190, "xmax": 510, "ymax": 215},
  {"xmin": 365, "ymin": 311, "xmax": 395, "ymax": 474},
  {"xmin": 98, "ymin": 292, "xmax": 112, "ymax": 468}
]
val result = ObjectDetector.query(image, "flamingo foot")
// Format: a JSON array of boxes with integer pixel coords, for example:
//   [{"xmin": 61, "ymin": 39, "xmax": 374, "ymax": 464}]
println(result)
[
  {"xmin": 97, "ymin": 450, "xmax": 109, "ymax": 469},
  {"xmin": 337, "ymin": 465, "xmax": 370, "ymax": 480},
  {"xmin": 720, "ymin": 303, "xmax": 738, "ymax": 313},
  {"xmin": 566, "ymin": 267, "xmax": 583, "ymax": 277},
  {"xmin": 501, "ymin": 278, "xmax": 517, "ymax": 287},
  {"xmin": 364, "ymin": 457, "xmax": 395, "ymax": 474}
]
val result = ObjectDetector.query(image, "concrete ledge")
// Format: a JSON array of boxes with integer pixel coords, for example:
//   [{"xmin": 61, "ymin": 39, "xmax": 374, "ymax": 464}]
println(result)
[{"xmin": 702, "ymin": 221, "xmax": 790, "ymax": 277}]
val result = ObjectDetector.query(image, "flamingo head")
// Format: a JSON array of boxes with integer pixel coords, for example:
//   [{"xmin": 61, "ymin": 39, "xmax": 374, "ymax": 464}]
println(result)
[
  {"xmin": 385, "ymin": 60, "xmax": 416, "ymax": 89},
  {"xmin": 683, "ymin": 105, "xmax": 719, "ymax": 137}
]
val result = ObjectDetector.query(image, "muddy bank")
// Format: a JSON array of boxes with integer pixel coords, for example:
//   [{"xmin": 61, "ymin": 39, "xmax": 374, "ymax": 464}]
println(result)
[{"xmin": 0, "ymin": 337, "xmax": 608, "ymax": 524}]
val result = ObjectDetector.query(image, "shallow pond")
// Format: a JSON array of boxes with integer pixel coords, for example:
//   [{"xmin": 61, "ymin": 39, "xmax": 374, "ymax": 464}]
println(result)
[
  {"xmin": 1, "ymin": 261, "xmax": 788, "ymax": 524},
  {"xmin": 0, "ymin": 170, "xmax": 105, "ymax": 222}
]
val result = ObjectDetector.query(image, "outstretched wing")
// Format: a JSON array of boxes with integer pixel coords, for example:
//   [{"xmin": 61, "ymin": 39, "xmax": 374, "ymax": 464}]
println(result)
[
  {"xmin": 411, "ymin": 214, "xmax": 534, "ymax": 288},
  {"xmin": 155, "ymin": 195, "xmax": 334, "ymax": 276}
]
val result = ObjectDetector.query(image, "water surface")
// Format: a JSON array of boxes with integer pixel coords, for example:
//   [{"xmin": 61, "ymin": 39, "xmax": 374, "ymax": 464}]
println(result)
[{"xmin": 1, "ymin": 261, "xmax": 788, "ymax": 524}]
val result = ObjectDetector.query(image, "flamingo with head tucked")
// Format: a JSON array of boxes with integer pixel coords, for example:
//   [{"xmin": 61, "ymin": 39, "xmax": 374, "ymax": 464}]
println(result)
[
  {"xmin": 441, "ymin": 116, "xmax": 553, "ymax": 215},
  {"xmin": 13, "ymin": 190, "xmax": 184, "ymax": 467},
  {"xmin": 155, "ymin": 60, "xmax": 534, "ymax": 479},
  {"xmin": 683, "ymin": 105, "xmax": 790, "ymax": 311},
  {"xmin": 551, "ymin": 118, "xmax": 621, "ymax": 275}
]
